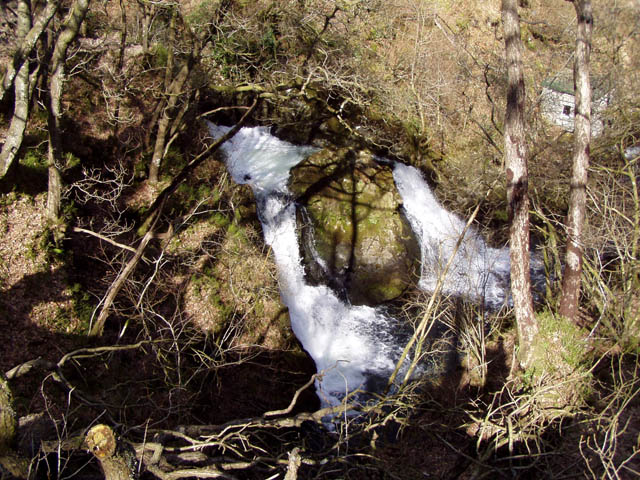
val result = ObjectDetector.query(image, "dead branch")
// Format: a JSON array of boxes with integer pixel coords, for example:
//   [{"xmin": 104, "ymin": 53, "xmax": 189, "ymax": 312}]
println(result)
[
  {"xmin": 5, "ymin": 358, "xmax": 56, "ymax": 380},
  {"xmin": 144, "ymin": 464, "xmax": 237, "ymax": 480},
  {"xmin": 72, "ymin": 227, "xmax": 138, "ymax": 254},
  {"xmin": 86, "ymin": 424, "xmax": 139, "ymax": 480},
  {"xmin": 284, "ymin": 447, "xmax": 301, "ymax": 480},
  {"xmin": 89, "ymin": 219, "xmax": 159, "ymax": 337},
  {"xmin": 178, "ymin": 403, "xmax": 353, "ymax": 438},
  {"xmin": 263, "ymin": 374, "xmax": 319, "ymax": 418}
]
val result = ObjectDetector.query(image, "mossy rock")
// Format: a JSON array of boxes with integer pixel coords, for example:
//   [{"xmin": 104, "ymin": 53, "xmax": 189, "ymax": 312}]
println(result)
[{"xmin": 290, "ymin": 148, "xmax": 420, "ymax": 305}]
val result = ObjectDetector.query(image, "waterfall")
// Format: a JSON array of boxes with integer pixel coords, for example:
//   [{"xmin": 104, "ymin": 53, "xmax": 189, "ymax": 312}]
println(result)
[
  {"xmin": 393, "ymin": 163, "xmax": 511, "ymax": 310},
  {"xmin": 209, "ymin": 125, "xmax": 517, "ymax": 408}
]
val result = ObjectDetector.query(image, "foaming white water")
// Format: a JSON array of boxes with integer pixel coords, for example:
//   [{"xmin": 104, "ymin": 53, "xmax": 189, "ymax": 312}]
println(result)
[
  {"xmin": 209, "ymin": 124, "xmax": 401, "ymax": 408},
  {"xmin": 209, "ymin": 125, "xmax": 527, "ymax": 409},
  {"xmin": 208, "ymin": 125, "xmax": 314, "ymax": 195},
  {"xmin": 393, "ymin": 163, "xmax": 511, "ymax": 309}
]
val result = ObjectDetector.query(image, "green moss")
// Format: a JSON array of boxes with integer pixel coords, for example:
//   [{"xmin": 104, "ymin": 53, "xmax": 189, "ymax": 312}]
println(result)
[
  {"xmin": 528, "ymin": 310, "xmax": 589, "ymax": 376},
  {"xmin": 493, "ymin": 209, "xmax": 508, "ymax": 222},
  {"xmin": 26, "ymin": 226, "xmax": 65, "ymax": 265},
  {"xmin": 211, "ymin": 212, "xmax": 230, "ymax": 228},
  {"xmin": 190, "ymin": 270, "xmax": 233, "ymax": 334},
  {"xmin": 134, "ymin": 159, "xmax": 147, "ymax": 180},
  {"xmin": 70, "ymin": 283, "xmax": 94, "ymax": 333}
]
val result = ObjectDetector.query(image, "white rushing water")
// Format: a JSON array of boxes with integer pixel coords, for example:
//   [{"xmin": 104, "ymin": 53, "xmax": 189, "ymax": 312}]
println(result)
[
  {"xmin": 209, "ymin": 124, "xmax": 514, "ymax": 408},
  {"xmin": 393, "ymin": 163, "xmax": 511, "ymax": 310}
]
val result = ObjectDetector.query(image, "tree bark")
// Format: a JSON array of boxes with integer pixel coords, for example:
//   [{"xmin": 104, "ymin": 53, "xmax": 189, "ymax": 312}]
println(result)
[
  {"xmin": 111, "ymin": 0, "xmax": 128, "ymax": 139},
  {"xmin": 502, "ymin": 0, "xmax": 538, "ymax": 369},
  {"xmin": 559, "ymin": 0, "xmax": 592, "ymax": 321},
  {"xmin": 0, "ymin": 374, "xmax": 30, "ymax": 479},
  {"xmin": 148, "ymin": 17, "xmax": 197, "ymax": 185},
  {"xmin": 0, "ymin": 0, "xmax": 60, "ymax": 102},
  {"xmin": 45, "ymin": 0, "xmax": 91, "ymax": 222},
  {"xmin": 137, "ymin": 1, "xmax": 152, "ymax": 55},
  {"xmin": 0, "ymin": 0, "xmax": 33, "ymax": 178}
]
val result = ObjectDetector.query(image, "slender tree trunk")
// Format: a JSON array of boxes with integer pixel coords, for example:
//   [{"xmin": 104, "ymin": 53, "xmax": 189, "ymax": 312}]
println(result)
[
  {"xmin": 148, "ymin": 52, "xmax": 198, "ymax": 184},
  {"xmin": 0, "ymin": 0, "xmax": 32, "ymax": 178},
  {"xmin": 163, "ymin": 7, "xmax": 176, "ymax": 94},
  {"xmin": 137, "ymin": 1, "xmax": 152, "ymax": 55},
  {"xmin": 111, "ymin": 0, "xmax": 128, "ymax": 139},
  {"xmin": 0, "ymin": 0, "xmax": 59, "ymax": 102},
  {"xmin": 559, "ymin": 0, "xmax": 592, "ymax": 321},
  {"xmin": 45, "ymin": 0, "xmax": 91, "ymax": 222},
  {"xmin": 502, "ymin": 0, "xmax": 538, "ymax": 369},
  {"xmin": 148, "ymin": 6, "xmax": 178, "ymax": 184}
]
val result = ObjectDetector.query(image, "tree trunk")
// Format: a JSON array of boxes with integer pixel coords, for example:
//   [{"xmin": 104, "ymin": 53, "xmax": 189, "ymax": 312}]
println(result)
[
  {"xmin": 111, "ymin": 0, "xmax": 128, "ymax": 139},
  {"xmin": 0, "ymin": 0, "xmax": 60, "ymax": 102},
  {"xmin": 559, "ymin": 0, "xmax": 592, "ymax": 321},
  {"xmin": 502, "ymin": 0, "xmax": 538, "ymax": 370},
  {"xmin": 148, "ymin": 6, "xmax": 178, "ymax": 185},
  {"xmin": 163, "ymin": 7, "xmax": 176, "ymax": 94},
  {"xmin": 148, "ymin": 48, "xmax": 197, "ymax": 184},
  {"xmin": 0, "ymin": 374, "xmax": 30, "ymax": 479},
  {"xmin": 45, "ymin": 0, "xmax": 91, "ymax": 222},
  {"xmin": 0, "ymin": 0, "xmax": 32, "ymax": 178},
  {"xmin": 138, "ymin": 1, "xmax": 152, "ymax": 55}
]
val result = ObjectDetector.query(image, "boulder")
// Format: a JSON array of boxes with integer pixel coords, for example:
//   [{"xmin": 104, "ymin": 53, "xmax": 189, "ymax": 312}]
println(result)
[{"xmin": 289, "ymin": 148, "xmax": 420, "ymax": 305}]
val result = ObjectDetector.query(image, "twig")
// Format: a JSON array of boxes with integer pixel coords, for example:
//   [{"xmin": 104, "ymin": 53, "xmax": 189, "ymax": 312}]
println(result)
[
  {"xmin": 263, "ymin": 374, "xmax": 319, "ymax": 418},
  {"xmin": 386, "ymin": 202, "xmax": 483, "ymax": 392},
  {"xmin": 56, "ymin": 340, "xmax": 154, "ymax": 368},
  {"xmin": 72, "ymin": 226, "xmax": 137, "ymax": 254}
]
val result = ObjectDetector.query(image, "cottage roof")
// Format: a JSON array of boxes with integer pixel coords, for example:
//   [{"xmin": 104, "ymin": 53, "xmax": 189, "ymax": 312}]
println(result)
[{"xmin": 542, "ymin": 73, "xmax": 611, "ymax": 100}]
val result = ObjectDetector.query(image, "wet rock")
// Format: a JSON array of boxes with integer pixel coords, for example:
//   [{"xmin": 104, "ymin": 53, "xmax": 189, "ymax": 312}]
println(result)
[{"xmin": 289, "ymin": 148, "xmax": 420, "ymax": 305}]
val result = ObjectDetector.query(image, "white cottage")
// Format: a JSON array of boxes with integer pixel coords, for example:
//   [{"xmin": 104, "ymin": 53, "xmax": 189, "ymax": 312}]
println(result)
[{"xmin": 540, "ymin": 75, "xmax": 611, "ymax": 137}]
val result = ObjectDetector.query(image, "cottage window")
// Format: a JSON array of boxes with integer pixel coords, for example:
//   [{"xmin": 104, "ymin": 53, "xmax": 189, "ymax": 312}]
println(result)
[{"xmin": 563, "ymin": 105, "xmax": 572, "ymax": 116}]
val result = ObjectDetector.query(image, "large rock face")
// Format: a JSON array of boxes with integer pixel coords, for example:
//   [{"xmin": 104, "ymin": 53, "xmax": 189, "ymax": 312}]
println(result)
[{"xmin": 289, "ymin": 148, "xmax": 420, "ymax": 305}]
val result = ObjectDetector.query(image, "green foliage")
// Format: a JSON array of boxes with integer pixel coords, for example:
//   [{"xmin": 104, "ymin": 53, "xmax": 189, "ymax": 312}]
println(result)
[
  {"xmin": 27, "ymin": 226, "xmax": 64, "ymax": 264},
  {"xmin": 64, "ymin": 152, "xmax": 81, "ymax": 170},
  {"xmin": 152, "ymin": 44, "xmax": 169, "ymax": 68},
  {"xmin": 172, "ymin": 183, "xmax": 219, "ymax": 218},
  {"xmin": 211, "ymin": 211, "xmax": 230, "ymax": 229},
  {"xmin": 261, "ymin": 27, "xmax": 279, "ymax": 61},
  {"xmin": 186, "ymin": 0, "xmax": 219, "ymax": 34},
  {"xmin": 21, "ymin": 150, "xmax": 47, "ymax": 174},
  {"xmin": 134, "ymin": 160, "xmax": 147, "ymax": 180},
  {"xmin": 70, "ymin": 283, "xmax": 94, "ymax": 333},
  {"xmin": 163, "ymin": 147, "xmax": 188, "ymax": 179}
]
